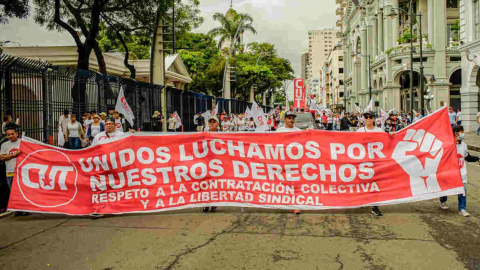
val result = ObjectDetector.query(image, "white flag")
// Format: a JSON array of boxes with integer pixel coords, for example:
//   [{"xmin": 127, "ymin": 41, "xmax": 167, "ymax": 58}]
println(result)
[
  {"xmin": 364, "ymin": 98, "xmax": 374, "ymax": 112},
  {"xmin": 340, "ymin": 111, "xmax": 345, "ymax": 119},
  {"xmin": 285, "ymin": 97, "xmax": 289, "ymax": 112},
  {"xmin": 210, "ymin": 103, "xmax": 219, "ymax": 117},
  {"xmin": 115, "ymin": 85, "xmax": 135, "ymax": 127},
  {"xmin": 354, "ymin": 103, "xmax": 363, "ymax": 114},
  {"xmin": 172, "ymin": 111, "xmax": 182, "ymax": 129},
  {"xmin": 245, "ymin": 107, "xmax": 251, "ymax": 119},
  {"xmin": 252, "ymin": 100, "xmax": 269, "ymax": 131},
  {"xmin": 388, "ymin": 108, "xmax": 396, "ymax": 115},
  {"xmin": 58, "ymin": 126, "xmax": 65, "ymax": 147}
]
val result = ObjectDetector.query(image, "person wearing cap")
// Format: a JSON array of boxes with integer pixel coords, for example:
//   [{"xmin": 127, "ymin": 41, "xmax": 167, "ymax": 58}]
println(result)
[
  {"xmin": 114, "ymin": 111, "xmax": 125, "ymax": 132},
  {"xmin": 276, "ymin": 111, "xmax": 301, "ymax": 214},
  {"xmin": 86, "ymin": 114, "xmax": 105, "ymax": 143},
  {"xmin": 202, "ymin": 116, "xmax": 221, "ymax": 213},
  {"xmin": 99, "ymin": 112, "xmax": 107, "ymax": 124},
  {"xmin": 357, "ymin": 111, "xmax": 386, "ymax": 216}
]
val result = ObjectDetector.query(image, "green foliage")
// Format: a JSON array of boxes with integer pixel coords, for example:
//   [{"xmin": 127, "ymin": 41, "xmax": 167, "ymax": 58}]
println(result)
[
  {"xmin": 208, "ymin": 9, "xmax": 257, "ymax": 51},
  {"xmin": 0, "ymin": 0, "xmax": 29, "ymax": 24}
]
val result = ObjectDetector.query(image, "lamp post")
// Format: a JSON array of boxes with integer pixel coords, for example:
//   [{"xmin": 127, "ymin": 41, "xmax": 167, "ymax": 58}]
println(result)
[{"xmin": 389, "ymin": 2, "xmax": 424, "ymax": 117}]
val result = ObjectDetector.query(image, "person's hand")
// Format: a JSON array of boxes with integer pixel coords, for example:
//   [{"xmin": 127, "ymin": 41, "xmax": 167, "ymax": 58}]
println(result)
[
  {"xmin": 128, "ymin": 128, "xmax": 136, "ymax": 133},
  {"xmin": 13, "ymin": 150, "xmax": 21, "ymax": 157},
  {"xmin": 86, "ymin": 138, "xmax": 89, "ymax": 142},
  {"xmin": 389, "ymin": 132, "xmax": 395, "ymax": 136}
]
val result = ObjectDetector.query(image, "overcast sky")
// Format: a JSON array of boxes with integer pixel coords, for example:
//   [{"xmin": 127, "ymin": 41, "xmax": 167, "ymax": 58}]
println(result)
[{"xmin": 1, "ymin": 0, "xmax": 338, "ymax": 98}]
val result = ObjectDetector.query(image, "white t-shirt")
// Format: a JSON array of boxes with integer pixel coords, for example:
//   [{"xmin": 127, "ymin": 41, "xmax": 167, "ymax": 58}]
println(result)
[
  {"xmin": 276, "ymin": 126, "xmax": 301, "ymax": 132},
  {"xmin": 91, "ymin": 130, "xmax": 127, "ymax": 146},
  {"xmin": 90, "ymin": 124, "xmax": 102, "ymax": 138},
  {"xmin": 247, "ymin": 121, "xmax": 255, "ymax": 131},
  {"xmin": 457, "ymin": 112, "xmax": 462, "ymax": 121},
  {"xmin": 1, "ymin": 139, "xmax": 21, "ymax": 173},
  {"xmin": 83, "ymin": 119, "xmax": 93, "ymax": 128},
  {"xmin": 457, "ymin": 141, "xmax": 468, "ymax": 183},
  {"xmin": 237, "ymin": 120, "xmax": 246, "ymax": 131},
  {"xmin": 308, "ymin": 99, "xmax": 317, "ymax": 111},
  {"xmin": 222, "ymin": 121, "xmax": 231, "ymax": 131},
  {"xmin": 356, "ymin": 126, "xmax": 384, "ymax": 132},
  {"xmin": 67, "ymin": 122, "xmax": 81, "ymax": 138},
  {"xmin": 59, "ymin": 115, "xmax": 71, "ymax": 134},
  {"xmin": 115, "ymin": 118, "xmax": 125, "ymax": 131}
]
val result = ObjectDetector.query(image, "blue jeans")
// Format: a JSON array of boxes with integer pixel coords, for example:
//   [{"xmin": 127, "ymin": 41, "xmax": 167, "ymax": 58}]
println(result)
[
  {"xmin": 440, "ymin": 184, "xmax": 467, "ymax": 211},
  {"xmin": 6, "ymin": 176, "xmax": 13, "ymax": 190},
  {"xmin": 477, "ymin": 123, "xmax": 480, "ymax": 135},
  {"xmin": 68, "ymin": 137, "xmax": 81, "ymax": 149}
]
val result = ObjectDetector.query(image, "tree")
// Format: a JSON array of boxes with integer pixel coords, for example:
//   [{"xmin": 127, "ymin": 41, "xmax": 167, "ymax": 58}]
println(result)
[
  {"xmin": 0, "ymin": 0, "xmax": 30, "ymax": 24},
  {"xmin": 208, "ymin": 9, "xmax": 257, "ymax": 54}
]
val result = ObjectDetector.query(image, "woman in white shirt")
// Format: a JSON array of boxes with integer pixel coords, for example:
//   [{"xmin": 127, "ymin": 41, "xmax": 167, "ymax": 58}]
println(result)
[
  {"xmin": 246, "ymin": 117, "xmax": 255, "ymax": 131},
  {"xmin": 64, "ymin": 114, "xmax": 85, "ymax": 149},
  {"xmin": 86, "ymin": 114, "xmax": 105, "ymax": 143}
]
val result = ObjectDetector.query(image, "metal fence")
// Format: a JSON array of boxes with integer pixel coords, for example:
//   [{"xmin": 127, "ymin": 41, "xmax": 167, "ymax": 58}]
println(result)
[{"xmin": 0, "ymin": 54, "xmax": 273, "ymax": 141}]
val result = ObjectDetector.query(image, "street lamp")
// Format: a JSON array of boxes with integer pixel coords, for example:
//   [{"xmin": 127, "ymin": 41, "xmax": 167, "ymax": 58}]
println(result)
[{"xmin": 388, "ymin": 3, "xmax": 424, "ymax": 116}]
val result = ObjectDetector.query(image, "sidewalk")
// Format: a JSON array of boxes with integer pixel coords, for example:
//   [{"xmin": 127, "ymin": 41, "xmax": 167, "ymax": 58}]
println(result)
[{"xmin": 464, "ymin": 132, "xmax": 480, "ymax": 152}]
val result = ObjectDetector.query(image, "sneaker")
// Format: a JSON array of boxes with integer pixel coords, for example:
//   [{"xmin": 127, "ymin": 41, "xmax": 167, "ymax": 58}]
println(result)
[
  {"xmin": 371, "ymin": 206, "xmax": 382, "ymax": 216},
  {"xmin": 202, "ymin": 207, "xmax": 209, "ymax": 213},
  {"xmin": 459, "ymin": 210, "xmax": 471, "ymax": 217},
  {"xmin": 292, "ymin": 210, "xmax": 301, "ymax": 215},
  {"xmin": 439, "ymin": 202, "xmax": 449, "ymax": 210}
]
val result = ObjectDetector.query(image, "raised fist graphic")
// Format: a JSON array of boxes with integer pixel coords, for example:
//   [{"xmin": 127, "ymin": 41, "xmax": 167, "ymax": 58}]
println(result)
[{"xmin": 392, "ymin": 129, "xmax": 444, "ymax": 196}]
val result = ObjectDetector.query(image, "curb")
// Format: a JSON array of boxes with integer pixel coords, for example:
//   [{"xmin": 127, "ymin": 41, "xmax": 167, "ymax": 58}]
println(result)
[
  {"xmin": 0, "ymin": 211, "xmax": 13, "ymax": 219},
  {"xmin": 468, "ymin": 145, "xmax": 480, "ymax": 152}
]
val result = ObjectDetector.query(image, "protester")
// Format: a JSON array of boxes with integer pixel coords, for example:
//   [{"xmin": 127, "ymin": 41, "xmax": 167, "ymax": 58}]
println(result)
[
  {"xmin": 168, "ymin": 114, "xmax": 176, "ymax": 131},
  {"xmin": 83, "ymin": 111, "xmax": 93, "ymax": 130},
  {"xmin": 100, "ymin": 112, "xmax": 107, "ymax": 124},
  {"xmin": 237, "ymin": 115, "xmax": 246, "ymax": 132},
  {"xmin": 64, "ymin": 114, "xmax": 84, "ymax": 150},
  {"xmin": 448, "ymin": 107, "xmax": 457, "ymax": 128},
  {"xmin": 203, "ymin": 116, "xmax": 221, "ymax": 213},
  {"xmin": 193, "ymin": 112, "xmax": 200, "ymax": 131},
  {"xmin": 246, "ymin": 117, "xmax": 255, "ymax": 131},
  {"xmin": 92, "ymin": 117, "xmax": 135, "ymax": 146},
  {"xmin": 86, "ymin": 114, "xmax": 105, "ymax": 143},
  {"xmin": 439, "ymin": 125, "xmax": 479, "ymax": 217},
  {"xmin": 152, "ymin": 111, "xmax": 163, "ymax": 132},
  {"xmin": 477, "ymin": 110, "xmax": 480, "ymax": 136},
  {"xmin": 59, "ymin": 109, "xmax": 70, "ymax": 135},
  {"xmin": 340, "ymin": 113, "xmax": 352, "ymax": 131},
  {"xmin": 2, "ymin": 115, "xmax": 13, "ymax": 136},
  {"xmin": 276, "ymin": 111, "xmax": 302, "ymax": 214},
  {"xmin": 455, "ymin": 109, "xmax": 462, "ymax": 126},
  {"xmin": 108, "ymin": 109, "xmax": 115, "ymax": 118},
  {"xmin": 197, "ymin": 113, "xmax": 205, "ymax": 132},
  {"xmin": 222, "ymin": 117, "xmax": 231, "ymax": 132},
  {"xmin": 357, "ymin": 111, "xmax": 384, "ymax": 216},
  {"xmin": 0, "ymin": 123, "xmax": 27, "ymax": 216}
]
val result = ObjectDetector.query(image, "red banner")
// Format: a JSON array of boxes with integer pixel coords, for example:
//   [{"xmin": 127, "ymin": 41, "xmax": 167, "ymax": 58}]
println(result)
[
  {"xmin": 8, "ymin": 108, "xmax": 464, "ymax": 215},
  {"xmin": 293, "ymin": 78, "xmax": 305, "ymax": 109}
]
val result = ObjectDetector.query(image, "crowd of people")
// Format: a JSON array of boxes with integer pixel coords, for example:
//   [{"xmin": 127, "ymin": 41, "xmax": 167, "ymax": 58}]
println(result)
[{"xmin": 0, "ymin": 105, "xmax": 474, "ymax": 218}]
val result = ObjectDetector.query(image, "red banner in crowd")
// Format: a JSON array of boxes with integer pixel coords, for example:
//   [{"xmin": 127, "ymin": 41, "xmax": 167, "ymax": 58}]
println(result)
[
  {"xmin": 293, "ymin": 78, "xmax": 305, "ymax": 108},
  {"xmin": 8, "ymin": 108, "xmax": 464, "ymax": 215}
]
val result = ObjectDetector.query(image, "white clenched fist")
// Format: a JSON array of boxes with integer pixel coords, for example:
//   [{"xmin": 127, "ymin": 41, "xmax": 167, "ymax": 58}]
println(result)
[{"xmin": 392, "ymin": 129, "xmax": 444, "ymax": 196}]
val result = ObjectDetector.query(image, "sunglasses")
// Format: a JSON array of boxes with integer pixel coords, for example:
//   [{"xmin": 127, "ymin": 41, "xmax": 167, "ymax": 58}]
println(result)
[{"xmin": 365, "ymin": 115, "xmax": 374, "ymax": 119}]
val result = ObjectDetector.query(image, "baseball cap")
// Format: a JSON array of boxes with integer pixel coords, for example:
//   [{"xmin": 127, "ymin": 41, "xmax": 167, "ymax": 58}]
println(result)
[
  {"xmin": 363, "ymin": 111, "xmax": 375, "ymax": 117},
  {"xmin": 208, "ymin": 116, "xmax": 220, "ymax": 123},
  {"xmin": 285, "ymin": 111, "xmax": 297, "ymax": 118}
]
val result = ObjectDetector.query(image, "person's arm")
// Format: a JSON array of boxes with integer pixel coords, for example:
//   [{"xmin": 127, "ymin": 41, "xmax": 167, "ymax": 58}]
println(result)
[
  {"xmin": 86, "ymin": 124, "xmax": 91, "ymax": 139},
  {"xmin": 79, "ymin": 124, "xmax": 85, "ymax": 139},
  {"xmin": 0, "ymin": 146, "xmax": 20, "ymax": 161}
]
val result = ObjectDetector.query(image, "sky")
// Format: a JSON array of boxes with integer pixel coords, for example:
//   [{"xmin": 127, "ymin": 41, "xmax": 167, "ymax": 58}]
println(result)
[{"xmin": 1, "ymin": 0, "xmax": 338, "ymax": 98}]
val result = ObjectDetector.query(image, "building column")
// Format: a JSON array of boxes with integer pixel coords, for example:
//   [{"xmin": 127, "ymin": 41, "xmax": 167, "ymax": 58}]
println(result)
[
  {"xmin": 372, "ymin": 16, "xmax": 378, "ymax": 59},
  {"xmin": 262, "ymin": 92, "xmax": 267, "ymax": 106},
  {"xmin": 249, "ymin": 85, "xmax": 254, "ymax": 103},
  {"xmin": 385, "ymin": 4, "xmax": 394, "ymax": 51},
  {"xmin": 367, "ymin": 17, "xmax": 374, "ymax": 59},
  {"xmin": 428, "ymin": 0, "xmax": 435, "ymax": 44},
  {"xmin": 378, "ymin": 9, "xmax": 384, "ymax": 55},
  {"xmin": 361, "ymin": 24, "xmax": 368, "ymax": 94},
  {"xmin": 432, "ymin": 83, "xmax": 450, "ymax": 110},
  {"xmin": 434, "ymin": 0, "xmax": 447, "ymax": 81},
  {"xmin": 392, "ymin": 0, "xmax": 400, "ymax": 46}
]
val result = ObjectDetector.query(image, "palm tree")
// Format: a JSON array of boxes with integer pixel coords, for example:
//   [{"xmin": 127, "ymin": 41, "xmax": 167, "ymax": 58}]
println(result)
[{"xmin": 208, "ymin": 9, "xmax": 257, "ymax": 54}]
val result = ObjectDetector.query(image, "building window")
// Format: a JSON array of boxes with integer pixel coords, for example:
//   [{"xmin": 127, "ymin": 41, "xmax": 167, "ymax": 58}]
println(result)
[
  {"xmin": 339, "ymin": 68, "xmax": 344, "ymax": 73},
  {"xmin": 339, "ymin": 56, "xmax": 343, "ymax": 61},
  {"xmin": 339, "ymin": 80, "xmax": 344, "ymax": 85},
  {"xmin": 475, "ymin": 0, "xmax": 480, "ymax": 39},
  {"xmin": 446, "ymin": 0, "xmax": 458, "ymax": 8}
]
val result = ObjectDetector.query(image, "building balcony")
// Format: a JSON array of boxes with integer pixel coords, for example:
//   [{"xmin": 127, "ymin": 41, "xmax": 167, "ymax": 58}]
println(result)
[
  {"xmin": 335, "ymin": 8, "xmax": 343, "ymax": 16},
  {"xmin": 336, "ymin": 20, "xmax": 342, "ymax": 27}
]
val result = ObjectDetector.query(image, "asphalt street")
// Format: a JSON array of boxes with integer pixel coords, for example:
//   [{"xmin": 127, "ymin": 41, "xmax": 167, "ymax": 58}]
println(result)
[{"xmin": 1, "ymin": 163, "xmax": 480, "ymax": 270}]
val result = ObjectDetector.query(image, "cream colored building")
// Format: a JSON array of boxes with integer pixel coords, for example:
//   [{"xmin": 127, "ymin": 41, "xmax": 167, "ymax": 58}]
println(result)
[
  {"xmin": 301, "ymin": 51, "xmax": 309, "ymax": 81},
  {"xmin": 307, "ymin": 28, "xmax": 340, "ymax": 97},
  {"xmin": 3, "ymin": 46, "xmax": 192, "ymax": 89},
  {"xmin": 459, "ymin": 0, "xmax": 480, "ymax": 131},
  {"xmin": 323, "ymin": 45, "xmax": 345, "ymax": 110},
  {"xmin": 336, "ymin": 0, "xmax": 461, "ymax": 114}
]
